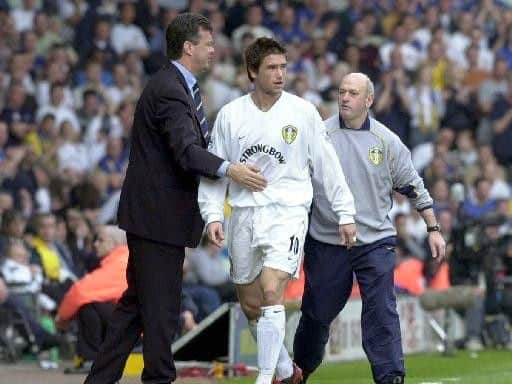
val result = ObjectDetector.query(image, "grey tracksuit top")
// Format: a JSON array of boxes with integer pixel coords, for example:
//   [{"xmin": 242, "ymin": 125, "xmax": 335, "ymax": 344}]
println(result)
[{"xmin": 309, "ymin": 114, "xmax": 433, "ymax": 246}]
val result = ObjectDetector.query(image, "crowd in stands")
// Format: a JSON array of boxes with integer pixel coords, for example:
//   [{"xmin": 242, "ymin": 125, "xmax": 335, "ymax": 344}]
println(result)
[{"xmin": 1, "ymin": 0, "xmax": 512, "ymax": 368}]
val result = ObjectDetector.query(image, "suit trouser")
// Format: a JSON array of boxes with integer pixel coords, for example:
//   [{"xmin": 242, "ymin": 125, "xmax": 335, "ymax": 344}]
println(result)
[
  {"xmin": 294, "ymin": 235, "xmax": 404, "ymax": 384},
  {"xmin": 77, "ymin": 302, "xmax": 116, "ymax": 361},
  {"xmin": 85, "ymin": 233, "xmax": 185, "ymax": 384}
]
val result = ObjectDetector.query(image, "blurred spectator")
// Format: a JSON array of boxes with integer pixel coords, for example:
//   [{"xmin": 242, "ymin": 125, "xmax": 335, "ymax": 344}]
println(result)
[
  {"xmin": 33, "ymin": 11, "xmax": 63, "ymax": 56},
  {"xmin": 105, "ymin": 63, "xmax": 138, "ymax": 112},
  {"xmin": 30, "ymin": 212, "xmax": 77, "ymax": 304},
  {"xmin": 0, "ymin": 238, "xmax": 56, "ymax": 312},
  {"xmin": 422, "ymin": 208, "xmax": 486, "ymax": 351},
  {"xmin": 407, "ymin": 64, "xmax": 445, "ymax": 148},
  {"xmin": 394, "ymin": 213, "xmax": 426, "ymax": 260},
  {"xmin": 346, "ymin": 18, "xmax": 381, "ymax": 79},
  {"xmin": 380, "ymin": 23, "xmax": 423, "ymax": 72},
  {"xmin": 232, "ymin": 5, "xmax": 273, "ymax": 54},
  {"xmin": 374, "ymin": 68, "xmax": 411, "ymax": 143},
  {"xmin": 446, "ymin": 11, "xmax": 474, "ymax": 68},
  {"xmin": 454, "ymin": 130, "xmax": 479, "ymax": 169},
  {"xmin": 10, "ymin": 0, "xmax": 38, "ymax": 33},
  {"xmin": 110, "ymin": 2, "xmax": 149, "ymax": 58},
  {"xmin": 393, "ymin": 243, "xmax": 425, "ymax": 296},
  {"xmin": 0, "ymin": 120, "xmax": 26, "ymax": 180},
  {"xmin": 56, "ymin": 120, "xmax": 89, "ymax": 177},
  {"xmin": 425, "ymin": 39, "xmax": 450, "ymax": 91},
  {"xmin": 482, "ymin": 161, "xmax": 511, "ymax": 201},
  {"xmin": 77, "ymin": 89, "xmax": 104, "ymax": 136},
  {"xmin": 97, "ymin": 136, "xmax": 127, "ymax": 195},
  {"xmin": 36, "ymin": 82, "xmax": 80, "ymax": 134},
  {"xmin": 5, "ymin": 53, "xmax": 36, "ymax": 95},
  {"xmin": 64, "ymin": 208, "xmax": 96, "ymax": 273},
  {"xmin": 271, "ymin": 4, "xmax": 306, "ymax": 44},
  {"xmin": 73, "ymin": 60, "xmax": 109, "ymax": 108},
  {"xmin": 185, "ymin": 235, "xmax": 236, "ymax": 303},
  {"xmin": 477, "ymin": 58, "xmax": 509, "ymax": 144},
  {"xmin": 462, "ymin": 177, "xmax": 497, "ymax": 219},
  {"xmin": 35, "ymin": 60, "xmax": 73, "ymax": 109},
  {"xmin": 431, "ymin": 178, "xmax": 451, "ymax": 214},
  {"xmin": 0, "ymin": 276, "xmax": 61, "ymax": 352},
  {"xmin": 80, "ymin": 17, "xmax": 117, "ymax": 69},
  {"xmin": 291, "ymin": 73, "xmax": 322, "ymax": 107},
  {"xmin": 442, "ymin": 67, "xmax": 479, "ymax": 134},
  {"xmin": 0, "ymin": 209, "xmax": 27, "ymax": 252},
  {"xmin": 55, "ymin": 225, "xmax": 128, "ymax": 370},
  {"xmin": 489, "ymin": 76, "xmax": 512, "ymax": 165},
  {"xmin": 1, "ymin": 82, "xmax": 36, "ymax": 127}
]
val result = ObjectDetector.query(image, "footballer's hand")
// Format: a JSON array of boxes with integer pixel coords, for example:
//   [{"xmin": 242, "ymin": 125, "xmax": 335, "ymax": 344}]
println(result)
[
  {"xmin": 339, "ymin": 223, "xmax": 356, "ymax": 249},
  {"xmin": 207, "ymin": 221, "xmax": 225, "ymax": 247},
  {"xmin": 227, "ymin": 163, "xmax": 267, "ymax": 192}
]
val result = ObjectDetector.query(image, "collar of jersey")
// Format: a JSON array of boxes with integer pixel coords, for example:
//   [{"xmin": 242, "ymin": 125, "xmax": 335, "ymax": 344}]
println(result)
[{"xmin": 339, "ymin": 114, "xmax": 370, "ymax": 131}]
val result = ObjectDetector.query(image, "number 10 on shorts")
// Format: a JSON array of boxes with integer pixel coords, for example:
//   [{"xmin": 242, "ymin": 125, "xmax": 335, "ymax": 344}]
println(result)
[{"xmin": 289, "ymin": 235, "xmax": 300, "ymax": 255}]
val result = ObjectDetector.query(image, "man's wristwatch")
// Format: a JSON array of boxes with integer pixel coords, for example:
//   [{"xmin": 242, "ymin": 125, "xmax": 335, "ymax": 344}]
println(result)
[{"xmin": 427, "ymin": 224, "xmax": 441, "ymax": 233}]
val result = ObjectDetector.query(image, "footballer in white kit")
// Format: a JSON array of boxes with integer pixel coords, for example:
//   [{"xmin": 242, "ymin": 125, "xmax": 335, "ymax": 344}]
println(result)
[
  {"xmin": 199, "ymin": 91, "xmax": 355, "ymax": 283},
  {"xmin": 198, "ymin": 37, "xmax": 355, "ymax": 384}
]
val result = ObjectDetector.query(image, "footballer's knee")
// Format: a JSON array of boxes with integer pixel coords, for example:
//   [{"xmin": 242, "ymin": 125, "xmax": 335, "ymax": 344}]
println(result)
[
  {"xmin": 262, "ymin": 288, "xmax": 284, "ymax": 306},
  {"xmin": 240, "ymin": 300, "xmax": 261, "ymax": 320}
]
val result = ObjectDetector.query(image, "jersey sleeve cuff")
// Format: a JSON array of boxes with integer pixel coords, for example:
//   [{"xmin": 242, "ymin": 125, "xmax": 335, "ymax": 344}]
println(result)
[
  {"xmin": 338, "ymin": 215, "xmax": 355, "ymax": 225},
  {"xmin": 216, "ymin": 161, "xmax": 230, "ymax": 177},
  {"xmin": 206, "ymin": 213, "xmax": 224, "ymax": 225}
]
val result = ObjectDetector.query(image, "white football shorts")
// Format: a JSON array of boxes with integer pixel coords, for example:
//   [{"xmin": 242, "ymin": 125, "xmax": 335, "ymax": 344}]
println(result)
[{"xmin": 227, "ymin": 204, "xmax": 308, "ymax": 284}]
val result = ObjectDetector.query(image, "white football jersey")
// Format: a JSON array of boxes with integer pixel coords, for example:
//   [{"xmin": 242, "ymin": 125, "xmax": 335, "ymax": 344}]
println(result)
[{"xmin": 198, "ymin": 91, "xmax": 355, "ymax": 225}]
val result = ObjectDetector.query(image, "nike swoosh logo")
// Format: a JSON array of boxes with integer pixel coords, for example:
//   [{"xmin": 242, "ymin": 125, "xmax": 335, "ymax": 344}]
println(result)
[{"xmin": 238, "ymin": 136, "xmax": 245, "ymax": 140}]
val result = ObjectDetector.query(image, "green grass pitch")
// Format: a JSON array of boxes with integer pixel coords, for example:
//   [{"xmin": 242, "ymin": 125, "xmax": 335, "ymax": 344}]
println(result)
[{"xmin": 224, "ymin": 350, "xmax": 512, "ymax": 383}]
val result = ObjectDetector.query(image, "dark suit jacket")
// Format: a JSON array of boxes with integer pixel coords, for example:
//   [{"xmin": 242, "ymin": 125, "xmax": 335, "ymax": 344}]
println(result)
[{"xmin": 118, "ymin": 63, "xmax": 224, "ymax": 247}]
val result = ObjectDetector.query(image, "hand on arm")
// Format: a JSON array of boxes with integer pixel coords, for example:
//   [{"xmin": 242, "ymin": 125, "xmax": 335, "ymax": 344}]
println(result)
[{"xmin": 226, "ymin": 163, "xmax": 267, "ymax": 192}]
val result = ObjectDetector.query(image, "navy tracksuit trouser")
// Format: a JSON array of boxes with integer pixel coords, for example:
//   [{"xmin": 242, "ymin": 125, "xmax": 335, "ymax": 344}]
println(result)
[{"xmin": 294, "ymin": 234, "xmax": 405, "ymax": 384}]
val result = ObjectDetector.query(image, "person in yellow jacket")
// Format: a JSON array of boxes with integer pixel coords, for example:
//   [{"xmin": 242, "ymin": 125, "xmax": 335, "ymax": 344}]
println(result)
[{"xmin": 55, "ymin": 225, "xmax": 128, "ymax": 371}]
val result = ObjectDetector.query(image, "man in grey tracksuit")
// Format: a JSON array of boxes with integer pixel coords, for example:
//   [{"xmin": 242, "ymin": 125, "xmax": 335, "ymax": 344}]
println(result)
[{"xmin": 292, "ymin": 73, "xmax": 446, "ymax": 384}]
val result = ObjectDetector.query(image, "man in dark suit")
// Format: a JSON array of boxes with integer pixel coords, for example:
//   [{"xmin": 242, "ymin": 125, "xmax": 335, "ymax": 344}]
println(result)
[{"xmin": 84, "ymin": 13, "xmax": 266, "ymax": 384}]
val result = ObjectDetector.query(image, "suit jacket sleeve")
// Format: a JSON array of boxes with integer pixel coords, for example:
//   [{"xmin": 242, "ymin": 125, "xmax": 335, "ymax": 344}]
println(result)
[{"xmin": 158, "ymin": 93, "xmax": 224, "ymax": 179}]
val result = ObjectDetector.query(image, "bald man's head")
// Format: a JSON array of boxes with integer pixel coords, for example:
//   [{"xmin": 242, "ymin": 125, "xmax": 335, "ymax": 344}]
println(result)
[
  {"xmin": 343, "ymin": 72, "xmax": 374, "ymax": 98},
  {"xmin": 338, "ymin": 72, "xmax": 374, "ymax": 128},
  {"xmin": 94, "ymin": 225, "xmax": 126, "ymax": 258}
]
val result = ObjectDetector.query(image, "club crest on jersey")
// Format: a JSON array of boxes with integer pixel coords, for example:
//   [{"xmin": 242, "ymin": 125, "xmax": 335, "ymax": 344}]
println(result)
[
  {"xmin": 369, "ymin": 146, "xmax": 383, "ymax": 165},
  {"xmin": 282, "ymin": 125, "xmax": 298, "ymax": 144}
]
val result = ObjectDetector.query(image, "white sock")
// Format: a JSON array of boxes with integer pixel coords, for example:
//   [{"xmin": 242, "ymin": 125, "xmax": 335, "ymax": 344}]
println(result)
[
  {"xmin": 249, "ymin": 317, "xmax": 293, "ymax": 380},
  {"xmin": 256, "ymin": 305, "xmax": 286, "ymax": 384},
  {"xmin": 275, "ymin": 346, "xmax": 293, "ymax": 380}
]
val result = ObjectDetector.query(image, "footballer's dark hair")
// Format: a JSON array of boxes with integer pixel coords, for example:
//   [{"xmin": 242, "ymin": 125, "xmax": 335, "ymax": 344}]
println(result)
[{"xmin": 244, "ymin": 37, "xmax": 287, "ymax": 82}]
